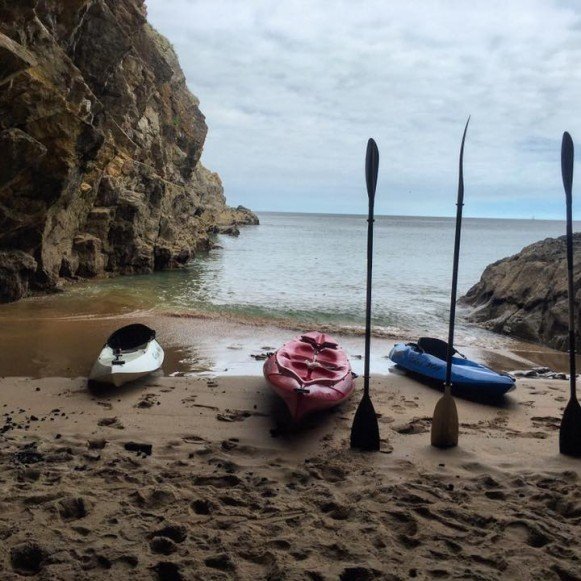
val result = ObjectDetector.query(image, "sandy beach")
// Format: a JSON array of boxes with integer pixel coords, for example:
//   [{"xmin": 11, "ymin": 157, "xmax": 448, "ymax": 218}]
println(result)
[
  {"xmin": 1, "ymin": 370, "xmax": 580, "ymax": 580},
  {"xmin": 3, "ymin": 0, "xmax": 581, "ymax": 579}
]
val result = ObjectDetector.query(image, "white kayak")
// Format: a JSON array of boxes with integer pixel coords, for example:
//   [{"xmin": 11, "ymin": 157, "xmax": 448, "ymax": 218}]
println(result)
[{"xmin": 89, "ymin": 324, "xmax": 164, "ymax": 387}]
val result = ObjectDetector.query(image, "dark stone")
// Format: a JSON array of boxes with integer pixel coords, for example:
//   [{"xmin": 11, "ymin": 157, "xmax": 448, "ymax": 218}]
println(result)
[
  {"xmin": 124, "ymin": 441, "xmax": 152, "ymax": 455},
  {"xmin": 11, "ymin": 443, "xmax": 43, "ymax": 465}
]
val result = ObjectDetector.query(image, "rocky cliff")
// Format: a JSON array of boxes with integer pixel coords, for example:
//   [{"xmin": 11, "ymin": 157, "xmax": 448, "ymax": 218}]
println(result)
[
  {"xmin": 0, "ymin": 0, "xmax": 257, "ymax": 302},
  {"xmin": 461, "ymin": 234, "xmax": 581, "ymax": 351}
]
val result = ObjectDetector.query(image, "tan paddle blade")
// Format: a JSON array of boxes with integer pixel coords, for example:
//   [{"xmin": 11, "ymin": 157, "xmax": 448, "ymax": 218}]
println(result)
[
  {"xmin": 431, "ymin": 392, "xmax": 459, "ymax": 448},
  {"xmin": 350, "ymin": 392, "xmax": 380, "ymax": 451},
  {"xmin": 560, "ymin": 398, "xmax": 581, "ymax": 457}
]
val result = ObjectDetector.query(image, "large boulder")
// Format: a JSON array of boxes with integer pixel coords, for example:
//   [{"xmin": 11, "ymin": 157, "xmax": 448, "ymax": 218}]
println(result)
[
  {"xmin": 461, "ymin": 234, "xmax": 581, "ymax": 351},
  {"xmin": 0, "ymin": 0, "xmax": 257, "ymax": 302}
]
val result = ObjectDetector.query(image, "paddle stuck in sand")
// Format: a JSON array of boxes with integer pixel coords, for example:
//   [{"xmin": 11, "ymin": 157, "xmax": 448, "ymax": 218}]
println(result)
[
  {"xmin": 430, "ymin": 117, "xmax": 470, "ymax": 449},
  {"xmin": 559, "ymin": 131, "xmax": 581, "ymax": 458},
  {"xmin": 350, "ymin": 138, "xmax": 381, "ymax": 452}
]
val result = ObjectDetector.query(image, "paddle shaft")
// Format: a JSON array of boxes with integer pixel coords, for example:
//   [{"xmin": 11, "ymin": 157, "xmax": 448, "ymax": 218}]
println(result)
[
  {"xmin": 363, "ymin": 139, "xmax": 379, "ymax": 397},
  {"xmin": 563, "ymin": 133, "xmax": 577, "ymax": 402},
  {"xmin": 445, "ymin": 118, "xmax": 470, "ymax": 393},
  {"xmin": 445, "ymin": 192, "xmax": 464, "ymax": 389},
  {"xmin": 364, "ymin": 193, "xmax": 375, "ymax": 396}
]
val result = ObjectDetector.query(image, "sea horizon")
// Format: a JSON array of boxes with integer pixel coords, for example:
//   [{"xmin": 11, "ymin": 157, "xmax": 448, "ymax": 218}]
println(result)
[{"xmin": 253, "ymin": 209, "xmax": 573, "ymax": 223}]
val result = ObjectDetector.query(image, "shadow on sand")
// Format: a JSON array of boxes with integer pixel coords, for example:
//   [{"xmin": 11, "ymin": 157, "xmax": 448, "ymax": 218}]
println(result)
[{"xmin": 389, "ymin": 365, "xmax": 519, "ymax": 410}]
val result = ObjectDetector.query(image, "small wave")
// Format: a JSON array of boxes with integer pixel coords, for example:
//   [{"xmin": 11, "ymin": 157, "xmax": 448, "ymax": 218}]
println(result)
[
  {"xmin": 162, "ymin": 308, "xmax": 411, "ymax": 340},
  {"xmin": 0, "ymin": 307, "xmax": 157, "ymax": 323}
]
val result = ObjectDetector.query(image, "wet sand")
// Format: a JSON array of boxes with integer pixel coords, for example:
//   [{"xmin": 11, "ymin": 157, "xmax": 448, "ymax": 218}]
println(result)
[
  {"xmin": 0, "ymin": 306, "xmax": 578, "ymax": 379},
  {"xmin": 1, "ymin": 372, "xmax": 579, "ymax": 579}
]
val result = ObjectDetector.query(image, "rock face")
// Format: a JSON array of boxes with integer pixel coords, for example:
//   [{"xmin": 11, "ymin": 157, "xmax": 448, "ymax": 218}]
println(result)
[
  {"xmin": 0, "ymin": 0, "xmax": 257, "ymax": 302},
  {"xmin": 461, "ymin": 234, "xmax": 581, "ymax": 351}
]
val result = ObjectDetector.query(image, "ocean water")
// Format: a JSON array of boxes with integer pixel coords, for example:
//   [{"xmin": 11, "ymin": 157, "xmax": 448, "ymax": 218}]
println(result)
[{"xmin": 25, "ymin": 211, "xmax": 574, "ymax": 338}]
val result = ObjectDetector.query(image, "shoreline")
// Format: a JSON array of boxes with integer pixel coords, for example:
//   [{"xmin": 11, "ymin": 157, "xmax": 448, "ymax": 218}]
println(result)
[
  {"xmin": 0, "ymin": 305, "xmax": 579, "ymax": 379},
  {"xmin": 1, "ymin": 373, "xmax": 579, "ymax": 579}
]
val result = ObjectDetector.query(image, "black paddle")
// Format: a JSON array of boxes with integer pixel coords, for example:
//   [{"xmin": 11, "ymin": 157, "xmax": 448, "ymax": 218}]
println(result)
[
  {"xmin": 350, "ymin": 138, "xmax": 380, "ymax": 451},
  {"xmin": 559, "ymin": 131, "xmax": 581, "ymax": 458},
  {"xmin": 431, "ymin": 117, "xmax": 470, "ymax": 449}
]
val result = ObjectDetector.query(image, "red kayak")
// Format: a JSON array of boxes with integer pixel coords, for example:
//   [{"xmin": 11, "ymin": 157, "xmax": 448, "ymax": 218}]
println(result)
[{"xmin": 263, "ymin": 332, "xmax": 355, "ymax": 422}]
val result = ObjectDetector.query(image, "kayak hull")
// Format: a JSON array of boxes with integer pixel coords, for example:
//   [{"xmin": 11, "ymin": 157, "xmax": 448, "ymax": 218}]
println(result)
[
  {"xmin": 90, "ymin": 339, "xmax": 164, "ymax": 387},
  {"xmin": 264, "ymin": 332, "xmax": 355, "ymax": 422},
  {"xmin": 389, "ymin": 342, "xmax": 515, "ymax": 397}
]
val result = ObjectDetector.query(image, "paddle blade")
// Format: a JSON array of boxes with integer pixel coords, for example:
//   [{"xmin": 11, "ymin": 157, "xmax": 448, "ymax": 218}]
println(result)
[
  {"xmin": 560, "ymin": 397, "xmax": 581, "ymax": 457},
  {"xmin": 365, "ymin": 138, "xmax": 379, "ymax": 200},
  {"xmin": 458, "ymin": 116, "xmax": 470, "ymax": 185},
  {"xmin": 562, "ymin": 132, "xmax": 574, "ymax": 198},
  {"xmin": 350, "ymin": 392, "xmax": 380, "ymax": 451},
  {"xmin": 431, "ymin": 392, "xmax": 459, "ymax": 448}
]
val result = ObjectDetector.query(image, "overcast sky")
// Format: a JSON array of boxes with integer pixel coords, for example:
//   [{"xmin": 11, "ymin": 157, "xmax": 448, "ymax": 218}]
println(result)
[{"xmin": 147, "ymin": 0, "xmax": 581, "ymax": 218}]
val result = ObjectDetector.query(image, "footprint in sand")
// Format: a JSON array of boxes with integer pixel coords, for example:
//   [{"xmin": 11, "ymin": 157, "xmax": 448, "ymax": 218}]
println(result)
[
  {"xmin": 149, "ymin": 536, "xmax": 177, "ymax": 555},
  {"xmin": 131, "ymin": 486, "xmax": 177, "ymax": 509},
  {"xmin": 135, "ymin": 394, "xmax": 158, "ymax": 408},
  {"xmin": 531, "ymin": 416, "xmax": 561, "ymax": 431},
  {"xmin": 97, "ymin": 417, "xmax": 124, "ymax": 430},
  {"xmin": 192, "ymin": 474, "xmax": 242, "ymax": 488},
  {"xmin": 207, "ymin": 456, "xmax": 239, "ymax": 474},
  {"xmin": 57, "ymin": 496, "xmax": 88, "ymax": 520},
  {"xmin": 152, "ymin": 562, "xmax": 182, "ymax": 579},
  {"xmin": 149, "ymin": 523, "xmax": 188, "ymax": 544},
  {"xmin": 180, "ymin": 395, "xmax": 199, "ymax": 407},
  {"xmin": 217, "ymin": 409, "xmax": 256, "ymax": 422},
  {"xmin": 393, "ymin": 417, "xmax": 431, "ymax": 435},
  {"xmin": 191, "ymin": 498, "xmax": 215, "ymax": 515},
  {"xmin": 378, "ymin": 416, "xmax": 395, "ymax": 425},
  {"xmin": 317, "ymin": 500, "xmax": 352, "ymax": 521},
  {"xmin": 505, "ymin": 520, "xmax": 551, "ymax": 548},
  {"xmin": 205, "ymin": 553, "xmax": 236, "ymax": 573},
  {"xmin": 10, "ymin": 541, "xmax": 48, "ymax": 576},
  {"xmin": 182, "ymin": 434, "xmax": 206, "ymax": 444}
]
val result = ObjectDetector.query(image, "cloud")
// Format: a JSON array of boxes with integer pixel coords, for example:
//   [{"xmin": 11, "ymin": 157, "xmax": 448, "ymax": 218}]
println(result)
[{"xmin": 146, "ymin": 0, "xmax": 581, "ymax": 218}]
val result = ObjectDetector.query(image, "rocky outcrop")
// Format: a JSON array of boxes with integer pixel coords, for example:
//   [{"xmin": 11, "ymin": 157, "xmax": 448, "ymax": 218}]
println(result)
[
  {"xmin": 0, "ymin": 0, "xmax": 257, "ymax": 302},
  {"xmin": 461, "ymin": 234, "xmax": 581, "ymax": 351}
]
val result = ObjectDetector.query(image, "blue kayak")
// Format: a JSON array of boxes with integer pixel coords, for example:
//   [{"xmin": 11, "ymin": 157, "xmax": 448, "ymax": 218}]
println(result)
[{"xmin": 388, "ymin": 338, "xmax": 516, "ymax": 397}]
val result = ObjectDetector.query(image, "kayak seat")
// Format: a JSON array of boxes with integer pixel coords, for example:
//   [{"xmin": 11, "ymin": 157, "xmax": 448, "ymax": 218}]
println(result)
[
  {"xmin": 275, "ymin": 335, "xmax": 349, "ymax": 385},
  {"xmin": 107, "ymin": 324, "xmax": 156, "ymax": 351},
  {"xmin": 417, "ymin": 337, "xmax": 459, "ymax": 361},
  {"xmin": 300, "ymin": 331, "xmax": 339, "ymax": 351}
]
